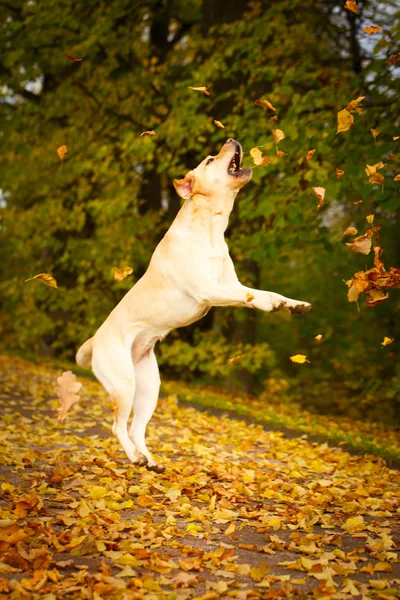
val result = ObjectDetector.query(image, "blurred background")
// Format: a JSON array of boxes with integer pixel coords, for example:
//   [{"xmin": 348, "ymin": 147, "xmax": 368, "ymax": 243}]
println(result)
[{"xmin": 0, "ymin": 0, "xmax": 399, "ymax": 424}]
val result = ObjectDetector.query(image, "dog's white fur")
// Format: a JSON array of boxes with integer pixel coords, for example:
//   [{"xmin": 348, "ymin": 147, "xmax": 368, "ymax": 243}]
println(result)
[{"xmin": 76, "ymin": 139, "xmax": 311, "ymax": 472}]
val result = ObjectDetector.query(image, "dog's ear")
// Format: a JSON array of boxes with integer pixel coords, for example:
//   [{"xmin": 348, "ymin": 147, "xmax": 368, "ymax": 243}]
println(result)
[{"xmin": 173, "ymin": 171, "xmax": 195, "ymax": 199}]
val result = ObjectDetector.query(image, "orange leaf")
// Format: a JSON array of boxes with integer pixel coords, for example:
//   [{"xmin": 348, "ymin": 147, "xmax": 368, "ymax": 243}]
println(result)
[
  {"xmin": 56, "ymin": 371, "xmax": 82, "ymax": 422},
  {"xmin": 345, "ymin": 226, "xmax": 380, "ymax": 255},
  {"xmin": 225, "ymin": 522, "xmax": 235, "ymax": 535},
  {"xmin": 114, "ymin": 266, "xmax": 133, "ymax": 282},
  {"xmin": 227, "ymin": 355, "xmax": 245, "ymax": 365},
  {"xmin": 246, "ymin": 293, "xmax": 255, "ymax": 302},
  {"xmin": 312, "ymin": 186, "xmax": 326, "ymax": 208},
  {"xmin": 25, "ymin": 273, "xmax": 58, "ymax": 288},
  {"xmin": 344, "ymin": 0, "xmax": 358, "ymax": 13},
  {"xmin": 353, "ymin": 199, "xmax": 363, "ymax": 205},
  {"xmin": 370, "ymin": 128, "xmax": 379, "ymax": 140},
  {"xmin": 255, "ymin": 98, "xmax": 276, "ymax": 112},
  {"xmin": 140, "ymin": 130, "xmax": 155, "ymax": 137},
  {"xmin": 394, "ymin": 174, "xmax": 400, "ymax": 181},
  {"xmin": 363, "ymin": 25, "xmax": 382, "ymax": 34},
  {"xmin": 57, "ymin": 145, "xmax": 67, "ymax": 160},
  {"xmin": 188, "ymin": 86, "xmax": 210, "ymax": 96},
  {"xmin": 213, "ymin": 120, "xmax": 225, "ymax": 128},
  {"xmin": 306, "ymin": 149, "xmax": 316, "ymax": 162},
  {"xmin": 343, "ymin": 227, "xmax": 358, "ymax": 236},
  {"xmin": 63, "ymin": 51, "xmax": 82, "ymax": 61},
  {"xmin": 272, "ymin": 129, "xmax": 285, "ymax": 144},
  {"xmin": 250, "ymin": 147, "xmax": 269, "ymax": 167},
  {"xmin": 336, "ymin": 167, "xmax": 345, "ymax": 178}
]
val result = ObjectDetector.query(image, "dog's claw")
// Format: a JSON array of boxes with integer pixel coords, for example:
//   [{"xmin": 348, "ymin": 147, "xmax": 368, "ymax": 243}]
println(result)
[
  {"xmin": 132, "ymin": 455, "xmax": 148, "ymax": 467},
  {"xmin": 289, "ymin": 303, "xmax": 312, "ymax": 316},
  {"xmin": 270, "ymin": 301, "xmax": 285, "ymax": 313},
  {"xmin": 146, "ymin": 463, "xmax": 165, "ymax": 474}
]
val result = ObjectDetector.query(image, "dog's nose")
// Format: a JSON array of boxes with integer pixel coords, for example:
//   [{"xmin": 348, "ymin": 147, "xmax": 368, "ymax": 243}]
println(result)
[{"xmin": 226, "ymin": 138, "xmax": 235, "ymax": 144}]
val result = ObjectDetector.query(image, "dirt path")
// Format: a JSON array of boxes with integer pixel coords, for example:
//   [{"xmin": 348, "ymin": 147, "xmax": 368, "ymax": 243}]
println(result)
[{"xmin": 0, "ymin": 356, "xmax": 399, "ymax": 599}]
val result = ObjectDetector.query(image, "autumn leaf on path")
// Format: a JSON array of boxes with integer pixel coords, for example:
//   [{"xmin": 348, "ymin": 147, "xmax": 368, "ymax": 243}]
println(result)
[
  {"xmin": 227, "ymin": 355, "xmax": 245, "ymax": 365},
  {"xmin": 363, "ymin": 25, "xmax": 382, "ymax": 34},
  {"xmin": 56, "ymin": 371, "xmax": 82, "ymax": 422},
  {"xmin": 272, "ymin": 129, "xmax": 285, "ymax": 144},
  {"xmin": 188, "ymin": 86, "xmax": 210, "ymax": 96},
  {"xmin": 312, "ymin": 186, "xmax": 326, "ymax": 208},
  {"xmin": 250, "ymin": 147, "xmax": 269, "ymax": 167},
  {"xmin": 57, "ymin": 145, "xmax": 67, "ymax": 160},
  {"xmin": 290, "ymin": 354, "xmax": 310, "ymax": 364},
  {"xmin": 344, "ymin": 0, "xmax": 358, "ymax": 13},
  {"xmin": 63, "ymin": 51, "xmax": 82, "ymax": 61},
  {"xmin": 343, "ymin": 227, "xmax": 358, "ymax": 236},
  {"xmin": 213, "ymin": 120, "xmax": 224, "ymax": 128},
  {"xmin": 140, "ymin": 130, "xmax": 155, "ymax": 137},
  {"xmin": 381, "ymin": 337, "xmax": 394, "ymax": 347},
  {"xmin": 25, "ymin": 273, "xmax": 58, "ymax": 288},
  {"xmin": 345, "ymin": 225, "xmax": 380, "ymax": 255},
  {"xmin": 113, "ymin": 266, "xmax": 133, "ymax": 282},
  {"xmin": 306, "ymin": 149, "xmax": 316, "ymax": 162},
  {"xmin": 255, "ymin": 98, "xmax": 276, "ymax": 112}
]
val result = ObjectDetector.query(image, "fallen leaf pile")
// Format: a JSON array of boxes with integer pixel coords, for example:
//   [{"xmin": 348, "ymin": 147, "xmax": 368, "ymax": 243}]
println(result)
[{"xmin": 1, "ymin": 356, "xmax": 399, "ymax": 599}]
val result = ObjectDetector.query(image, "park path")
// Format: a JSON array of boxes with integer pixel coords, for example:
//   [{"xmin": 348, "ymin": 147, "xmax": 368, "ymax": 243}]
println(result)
[{"xmin": 0, "ymin": 355, "xmax": 399, "ymax": 599}]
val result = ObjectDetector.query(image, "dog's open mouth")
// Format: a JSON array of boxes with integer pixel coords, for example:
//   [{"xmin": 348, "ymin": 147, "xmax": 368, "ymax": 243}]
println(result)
[{"xmin": 227, "ymin": 141, "xmax": 251, "ymax": 178}]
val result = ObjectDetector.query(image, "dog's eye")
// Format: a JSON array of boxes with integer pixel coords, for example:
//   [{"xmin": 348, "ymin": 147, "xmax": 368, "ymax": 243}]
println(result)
[{"xmin": 206, "ymin": 158, "xmax": 214, "ymax": 165}]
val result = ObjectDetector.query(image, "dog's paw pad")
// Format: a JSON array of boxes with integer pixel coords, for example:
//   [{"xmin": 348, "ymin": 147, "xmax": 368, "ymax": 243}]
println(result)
[
  {"xmin": 147, "ymin": 463, "xmax": 165, "ymax": 474},
  {"xmin": 289, "ymin": 303, "xmax": 312, "ymax": 316}
]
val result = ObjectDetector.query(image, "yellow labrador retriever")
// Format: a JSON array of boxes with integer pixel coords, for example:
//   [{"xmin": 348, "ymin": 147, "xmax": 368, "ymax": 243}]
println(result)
[{"xmin": 76, "ymin": 139, "xmax": 311, "ymax": 472}]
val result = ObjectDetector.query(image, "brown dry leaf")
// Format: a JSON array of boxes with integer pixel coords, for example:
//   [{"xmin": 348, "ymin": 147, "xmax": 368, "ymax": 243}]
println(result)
[
  {"xmin": 312, "ymin": 186, "xmax": 326, "ymax": 208},
  {"xmin": 306, "ymin": 149, "xmax": 316, "ymax": 162},
  {"xmin": 315, "ymin": 334, "xmax": 323, "ymax": 341},
  {"xmin": 255, "ymin": 98, "xmax": 277, "ymax": 112},
  {"xmin": 113, "ymin": 266, "xmax": 133, "ymax": 282},
  {"xmin": 343, "ymin": 227, "xmax": 358, "ymax": 236},
  {"xmin": 57, "ymin": 145, "xmax": 67, "ymax": 160},
  {"xmin": 363, "ymin": 25, "xmax": 382, "ymax": 34},
  {"xmin": 346, "ymin": 96, "xmax": 365, "ymax": 114},
  {"xmin": 346, "ymin": 225, "xmax": 380, "ymax": 255},
  {"xmin": 366, "ymin": 215, "xmax": 374, "ymax": 224},
  {"xmin": 381, "ymin": 337, "xmax": 394, "ymax": 347},
  {"xmin": 272, "ymin": 129, "xmax": 285, "ymax": 144},
  {"xmin": 290, "ymin": 354, "xmax": 310, "ymax": 364},
  {"xmin": 63, "ymin": 51, "xmax": 82, "ymax": 61},
  {"xmin": 213, "ymin": 120, "xmax": 225, "ymax": 128},
  {"xmin": 140, "ymin": 130, "xmax": 155, "ymax": 137},
  {"xmin": 270, "ymin": 115, "xmax": 279, "ymax": 121},
  {"xmin": 337, "ymin": 109, "xmax": 354, "ymax": 134},
  {"xmin": 25, "ymin": 273, "xmax": 58, "ymax": 288},
  {"xmin": 250, "ymin": 147, "xmax": 269, "ymax": 167},
  {"xmin": 276, "ymin": 150, "xmax": 285, "ymax": 157},
  {"xmin": 188, "ymin": 86, "xmax": 210, "ymax": 96},
  {"xmin": 370, "ymin": 128, "xmax": 380, "ymax": 140},
  {"xmin": 56, "ymin": 371, "xmax": 82, "ymax": 422},
  {"xmin": 227, "ymin": 355, "xmax": 245, "ymax": 365},
  {"xmin": 336, "ymin": 167, "xmax": 345, "ymax": 178},
  {"xmin": 394, "ymin": 174, "xmax": 400, "ymax": 181},
  {"xmin": 388, "ymin": 53, "xmax": 400, "ymax": 66},
  {"xmin": 344, "ymin": 0, "xmax": 358, "ymax": 13},
  {"xmin": 333, "ymin": 82, "xmax": 342, "ymax": 88}
]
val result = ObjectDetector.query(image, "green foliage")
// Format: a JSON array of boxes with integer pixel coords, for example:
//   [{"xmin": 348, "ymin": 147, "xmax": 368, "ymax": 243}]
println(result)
[{"xmin": 0, "ymin": 0, "xmax": 399, "ymax": 423}]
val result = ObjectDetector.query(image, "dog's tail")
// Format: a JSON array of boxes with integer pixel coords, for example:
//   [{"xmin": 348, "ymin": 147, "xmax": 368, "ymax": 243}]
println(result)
[{"xmin": 76, "ymin": 337, "xmax": 94, "ymax": 370}]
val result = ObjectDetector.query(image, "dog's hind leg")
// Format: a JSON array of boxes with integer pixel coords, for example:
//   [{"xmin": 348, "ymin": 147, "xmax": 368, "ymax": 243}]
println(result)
[
  {"xmin": 129, "ymin": 350, "xmax": 164, "ymax": 473},
  {"xmin": 91, "ymin": 340, "xmax": 148, "ymax": 467}
]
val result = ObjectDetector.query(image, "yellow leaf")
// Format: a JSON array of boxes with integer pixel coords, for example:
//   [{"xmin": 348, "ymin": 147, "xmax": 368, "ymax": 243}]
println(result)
[
  {"xmin": 25, "ymin": 273, "xmax": 58, "ymax": 288},
  {"xmin": 227, "ymin": 354, "xmax": 245, "ymax": 365},
  {"xmin": 336, "ymin": 167, "xmax": 345, "ymax": 178},
  {"xmin": 312, "ymin": 186, "xmax": 326, "ymax": 208},
  {"xmin": 78, "ymin": 500, "xmax": 91, "ymax": 518},
  {"xmin": 366, "ymin": 215, "xmax": 374, "ymax": 223},
  {"xmin": 369, "ymin": 580, "xmax": 387, "ymax": 590},
  {"xmin": 188, "ymin": 86, "xmax": 210, "ymax": 96},
  {"xmin": 289, "ymin": 354, "xmax": 310, "ymax": 364},
  {"xmin": 225, "ymin": 521, "xmax": 235, "ymax": 535},
  {"xmin": 250, "ymin": 147, "xmax": 269, "ymax": 167},
  {"xmin": 140, "ymin": 130, "xmax": 155, "ymax": 137},
  {"xmin": 213, "ymin": 120, "xmax": 224, "ymax": 128},
  {"xmin": 89, "ymin": 485, "xmax": 108, "ymax": 499},
  {"xmin": 381, "ymin": 337, "xmax": 394, "ymax": 347},
  {"xmin": 363, "ymin": 25, "xmax": 382, "ymax": 34},
  {"xmin": 342, "ymin": 515, "xmax": 365, "ymax": 533},
  {"xmin": 306, "ymin": 149, "xmax": 315, "ymax": 162},
  {"xmin": 55, "ymin": 370, "xmax": 82, "ymax": 422},
  {"xmin": 344, "ymin": 0, "xmax": 358, "ymax": 13},
  {"xmin": 250, "ymin": 563, "xmax": 270, "ymax": 581},
  {"xmin": 365, "ymin": 161, "xmax": 385, "ymax": 175},
  {"xmin": 57, "ymin": 145, "xmax": 67, "ymax": 160},
  {"xmin": 255, "ymin": 98, "xmax": 277, "ymax": 111},
  {"xmin": 315, "ymin": 334, "xmax": 323, "ymax": 341},
  {"xmin": 343, "ymin": 227, "xmax": 358, "ymax": 236},
  {"xmin": 374, "ymin": 562, "xmax": 392, "ymax": 573},
  {"xmin": 113, "ymin": 266, "xmax": 133, "ymax": 282},
  {"xmin": 272, "ymin": 129, "xmax": 285, "ymax": 144},
  {"xmin": 337, "ymin": 109, "xmax": 354, "ymax": 133},
  {"xmin": 346, "ymin": 96, "xmax": 365, "ymax": 113},
  {"xmin": 370, "ymin": 128, "xmax": 379, "ymax": 140},
  {"xmin": 393, "ymin": 136, "xmax": 399, "ymax": 141},
  {"xmin": 368, "ymin": 172, "xmax": 384, "ymax": 185},
  {"xmin": 394, "ymin": 174, "xmax": 400, "ymax": 181}
]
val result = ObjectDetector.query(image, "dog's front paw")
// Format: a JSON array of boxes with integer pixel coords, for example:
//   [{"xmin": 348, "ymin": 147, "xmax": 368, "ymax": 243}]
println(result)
[
  {"xmin": 288, "ymin": 302, "xmax": 312, "ymax": 316},
  {"xmin": 146, "ymin": 462, "xmax": 165, "ymax": 474},
  {"xmin": 132, "ymin": 453, "xmax": 148, "ymax": 468}
]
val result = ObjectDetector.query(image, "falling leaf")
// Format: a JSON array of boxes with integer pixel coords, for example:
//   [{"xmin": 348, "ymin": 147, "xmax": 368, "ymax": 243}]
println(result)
[
  {"xmin": 343, "ymin": 227, "xmax": 358, "ymax": 236},
  {"xmin": 227, "ymin": 355, "xmax": 245, "ymax": 365},
  {"xmin": 312, "ymin": 186, "xmax": 326, "ymax": 208},
  {"xmin": 337, "ymin": 109, "xmax": 354, "ymax": 134},
  {"xmin": 140, "ymin": 130, "xmax": 155, "ymax": 137},
  {"xmin": 368, "ymin": 172, "xmax": 384, "ymax": 185},
  {"xmin": 363, "ymin": 25, "xmax": 382, "ymax": 34},
  {"xmin": 113, "ymin": 266, "xmax": 133, "ymax": 282},
  {"xmin": 25, "ymin": 273, "xmax": 58, "ymax": 288},
  {"xmin": 353, "ymin": 199, "xmax": 363, "ymax": 204},
  {"xmin": 272, "ymin": 129, "xmax": 285, "ymax": 144},
  {"xmin": 270, "ymin": 115, "xmax": 279, "ymax": 121},
  {"xmin": 366, "ymin": 214, "xmax": 374, "ymax": 223},
  {"xmin": 250, "ymin": 147, "xmax": 269, "ymax": 167},
  {"xmin": 336, "ymin": 167, "xmax": 345, "ymax": 178},
  {"xmin": 255, "ymin": 99, "xmax": 276, "ymax": 112},
  {"xmin": 57, "ymin": 145, "xmax": 67, "ymax": 160},
  {"xmin": 213, "ymin": 120, "xmax": 224, "ymax": 128},
  {"xmin": 370, "ymin": 128, "xmax": 379, "ymax": 140},
  {"xmin": 306, "ymin": 149, "xmax": 316, "ymax": 162},
  {"xmin": 394, "ymin": 174, "xmax": 400, "ymax": 181},
  {"xmin": 315, "ymin": 334, "xmax": 323, "ymax": 341},
  {"xmin": 393, "ymin": 136, "xmax": 399, "ymax": 141},
  {"xmin": 56, "ymin": 371, "xmax": 82, "ymax": 422},
  {"xmin": 290, "ymin": 354, "xmax": 310, "ymax": 364},
  {"xmin": 63, "ymin": 51, "xmax": 82, "ymax": 61},
  {"xmin": 333, "ymin": 82, "xmax": 342, "ymax": 88},
  {"xmin": 344, "ymin": 0, "xmax": 358, "ymax": 13},
  {"xmin": 346, "ymin": 225, "xmax": 380, "ymax": 255},
  {"xmin": 365, "ymin": 161, "xmax": 385, "ymax": 176},
  {"xmin": 276, "ymin": 150, "xmax": 285, "ymax": 157},
  {"xmin": 381, "ymin": 337, "xmax": 394, "ymax": 347},
  {"xmin": 188, "ymin": 86, "xmax": 210, "ymax": 96},
  {"xmin": 388, "ymin": 52, "xmax": 400, "ymax": 66},
  {"xmin": 346, "ymin": 96, "xmax": 365, "ymax": 114}
]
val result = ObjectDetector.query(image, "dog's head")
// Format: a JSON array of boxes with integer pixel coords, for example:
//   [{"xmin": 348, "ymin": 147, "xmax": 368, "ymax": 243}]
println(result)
[{"xmin": 174, "ymin": 139, "xmax": 252, "ymax": 200}]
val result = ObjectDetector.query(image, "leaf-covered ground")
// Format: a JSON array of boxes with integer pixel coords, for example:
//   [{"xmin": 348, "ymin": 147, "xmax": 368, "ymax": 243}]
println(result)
[{"xmin": 0, "ymin": 356, "xmax": 399, "ymax": 600}]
